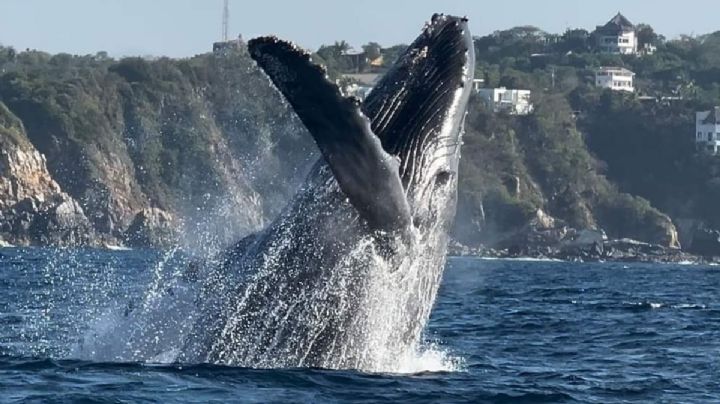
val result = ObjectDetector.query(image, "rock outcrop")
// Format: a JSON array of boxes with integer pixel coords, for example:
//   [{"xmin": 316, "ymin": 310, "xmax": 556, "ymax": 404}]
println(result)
[
  {"xmin": 0, "ymin": 49, "xmax": 313, "ymax": 249},
  {"xmin": 0, "ymin": 102, "xmax": 93, "ymax": 246},
  {"xmin": 124, "ymin": 208, "xmax": 178, "ymax": 248}
]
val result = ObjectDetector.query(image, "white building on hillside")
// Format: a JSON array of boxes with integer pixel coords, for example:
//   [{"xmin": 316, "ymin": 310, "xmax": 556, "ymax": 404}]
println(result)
[
  {"xmin": 696, "ymin": 107, "xmax": 720, "ymax": 155},
  {"xmin": 472, "ymin": 78, "xmax": 485, "ymax": 91},
  {"xmin": 477, "ymin": 87, "xmax": 533, "ymax": 115},
  {"xmin": 595, "ymin": 67, "xmax": 635, "ymax": 92},
  {"xmin": 595, "ymin": 13, "xmax": 638, "ymax": 55}
]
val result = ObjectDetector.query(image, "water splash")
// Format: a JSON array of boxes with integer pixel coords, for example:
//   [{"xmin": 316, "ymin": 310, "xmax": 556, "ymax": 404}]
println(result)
[
  {"xmin": 70, "ymin": 247, "xmax": 198, "ymax": 362},
  {"xmin": 394, "ymin": 344, "xmax": 464, "ymax": 374},
  {"xmin": 3, "ymin": 214, "xmax": 459, "ymax": 376},
  {"xmin": 80, "ymin": 168, "xmax": 456, "ymax": 374},
  {"xmin": 14, "ymin": 164, "xmax": 461, "ymax": 375}
]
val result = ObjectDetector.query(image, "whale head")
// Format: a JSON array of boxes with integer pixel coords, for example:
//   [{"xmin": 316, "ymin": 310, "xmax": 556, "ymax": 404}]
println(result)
[
  {"xmin": 249, "ymin": 14, "xmax": 475, "ymax": 236},
  {"xmin": 364, "ymin": 14, "xmax": 475, "ymax": 233}
]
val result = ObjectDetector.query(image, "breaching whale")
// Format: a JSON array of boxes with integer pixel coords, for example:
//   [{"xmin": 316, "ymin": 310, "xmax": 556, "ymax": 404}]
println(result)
[{"xmin": 181, "ymin": 14, "xmax": 475, "ymax": 371}]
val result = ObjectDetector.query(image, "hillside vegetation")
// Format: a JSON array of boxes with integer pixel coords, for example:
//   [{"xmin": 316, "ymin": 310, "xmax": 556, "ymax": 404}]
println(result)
[
  {"xmin": 1, "ymin": 24, "xmax": 719, "ymax": 254},
  {"xmin": 0, "ymin": 46, "xmax": 314, "ymax": 249},
  {"xmin": 452, "ymin": 26, "xmax": 720, "ymax": 252}
]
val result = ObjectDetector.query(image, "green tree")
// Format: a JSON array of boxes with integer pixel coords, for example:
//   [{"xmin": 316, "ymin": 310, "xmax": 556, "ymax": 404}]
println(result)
[
  {"xmin": 636, "ymin": 24, "xmax": 660, "ymax": 48},
  {"xmin": 362, "ymin": 42, "xmax": 382, "ymax": 60},
  {"xmin": 333, "ymin": 40, "xmax": 350, "ymax": 54},
  {"xmin": 557, "ymin": 28, "xmax": 591, "ymax": 53}
]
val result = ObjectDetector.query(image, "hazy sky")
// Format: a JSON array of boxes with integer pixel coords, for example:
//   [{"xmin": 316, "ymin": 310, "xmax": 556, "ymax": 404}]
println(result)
[{"xmin": 0, "ymin": 0, "xmax": 717, "ymax": 58}]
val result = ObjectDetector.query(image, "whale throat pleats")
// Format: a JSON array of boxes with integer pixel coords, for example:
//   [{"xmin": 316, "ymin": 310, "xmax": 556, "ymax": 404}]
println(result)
[{"xmin": 248, "ymin": 37, "xmax": 411, "ymax": 232}]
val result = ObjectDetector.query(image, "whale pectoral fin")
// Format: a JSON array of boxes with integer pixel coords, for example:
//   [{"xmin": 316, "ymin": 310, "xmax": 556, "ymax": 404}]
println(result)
[{"xmin": 249, "ymin": 37, "xmax": 411, "ymax": 232}]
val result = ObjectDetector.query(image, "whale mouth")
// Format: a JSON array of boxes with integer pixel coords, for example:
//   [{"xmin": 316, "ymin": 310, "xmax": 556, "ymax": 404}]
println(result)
[{"xmin": 362, "ymin": 14, "xmax": 475, "ymax": 190}]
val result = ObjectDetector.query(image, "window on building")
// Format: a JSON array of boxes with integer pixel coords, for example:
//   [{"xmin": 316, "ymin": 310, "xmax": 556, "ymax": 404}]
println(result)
[
  {"xmin": 698, "ymin": 131, "xmax": 703, "ymax": 138},
  {"xmin": 709, "ymin": 132, "xmax": 714, "ymax": 141}
]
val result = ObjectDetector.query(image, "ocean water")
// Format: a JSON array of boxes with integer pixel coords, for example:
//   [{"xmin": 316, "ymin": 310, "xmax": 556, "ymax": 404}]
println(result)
[{"xmin": 0, "ymin": 248, "xmax": 719, "ymax": 403}]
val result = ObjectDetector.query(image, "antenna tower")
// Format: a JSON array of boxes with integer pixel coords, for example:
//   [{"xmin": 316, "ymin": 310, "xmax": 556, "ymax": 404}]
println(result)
[{"xmin": 222, "ymin": 0, "xmax": 229, "ymax": 41}]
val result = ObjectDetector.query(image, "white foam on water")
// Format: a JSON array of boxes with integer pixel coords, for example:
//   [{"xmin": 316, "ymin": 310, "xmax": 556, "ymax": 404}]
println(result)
[
  {"xmin": 672, "ymin": 303, "xmax": 707, "ymax": 309},
  {"xmin": 392, "ymin": 345, "xmax": 463, "ymax": 374},
  {"xmin": 103, "ymin": 245, "xmax": 133, "ymax": 251}
]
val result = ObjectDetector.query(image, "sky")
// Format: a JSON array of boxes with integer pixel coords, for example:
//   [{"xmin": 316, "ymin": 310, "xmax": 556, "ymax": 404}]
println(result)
[{"xmin": 0, "ymin": 0, "xmax": 717, "ymax": 58}]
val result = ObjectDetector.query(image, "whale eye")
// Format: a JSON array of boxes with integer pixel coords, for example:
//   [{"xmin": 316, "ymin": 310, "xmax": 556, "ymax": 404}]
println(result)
[{"xmin": 435, "ymin": 171, "xmax": 453, "ymax": 187}]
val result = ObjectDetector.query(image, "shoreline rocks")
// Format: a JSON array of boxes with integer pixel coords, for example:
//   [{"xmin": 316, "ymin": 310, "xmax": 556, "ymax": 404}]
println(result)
[{"xmin": 449, "ymin": 225, "xmax": 716, "ymax": 264}]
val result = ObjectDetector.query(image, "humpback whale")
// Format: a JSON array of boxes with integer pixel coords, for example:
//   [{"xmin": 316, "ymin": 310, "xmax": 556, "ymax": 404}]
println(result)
[{"xmin": 182, "ymin": 14, "xmax": 475, "ymax": 371}]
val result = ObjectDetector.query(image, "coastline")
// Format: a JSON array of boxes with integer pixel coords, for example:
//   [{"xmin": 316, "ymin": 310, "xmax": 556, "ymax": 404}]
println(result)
[
  {"xmin": 2, "ymin": 243, "xmax": 718, "ymax": 266},
  {"xmin": 449, "ymin": 241, "xmax": 720, "ymax": 265}
]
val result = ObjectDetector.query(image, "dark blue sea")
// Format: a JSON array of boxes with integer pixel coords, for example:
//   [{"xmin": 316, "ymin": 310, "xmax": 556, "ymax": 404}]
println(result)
[{"xmin": 1, "ymin": 248, "xmax": 719, "ymax": 403}]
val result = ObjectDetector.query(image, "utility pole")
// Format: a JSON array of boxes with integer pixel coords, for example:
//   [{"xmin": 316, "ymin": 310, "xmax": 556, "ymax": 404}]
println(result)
[{"xmin": 222, "ymin": 0, "xmax": 229, "ymax": 41}]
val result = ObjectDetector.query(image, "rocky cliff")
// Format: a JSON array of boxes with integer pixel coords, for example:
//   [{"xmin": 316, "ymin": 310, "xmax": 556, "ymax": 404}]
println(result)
[
  {"xmin": 0, "ymin": 47, "xmax": 314, "ymax": 249},
  {"xmin": 0, "ymin": 102, "xmax": 92, "ymax": 246},
  {"xmin": 0, "ymin": 44, "xmax": 711, "ymax": 256}
]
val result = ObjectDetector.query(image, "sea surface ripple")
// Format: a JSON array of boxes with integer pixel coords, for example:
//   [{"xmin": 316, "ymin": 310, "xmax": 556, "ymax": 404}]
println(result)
[{"xmin": 1, "ymin": 248, "xmax": 719, "ymax": 403}]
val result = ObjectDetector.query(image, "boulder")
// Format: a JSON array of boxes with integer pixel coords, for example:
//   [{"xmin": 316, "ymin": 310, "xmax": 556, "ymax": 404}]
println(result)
[
  {"xmin": 562, "ymin": 228, "xmax": 607, "ymax": 247},
  {"xmin": 532, "ymin": 208, "xmax": 557, "ymax": 230},
  {"xmin": 29, "ymin": 195, "xmax": 94, "ymax": 246},
  {"xmin": 605, "ymin": 238, "xmax": 667, "ymax": 257},
  {"xmin": 124, "ymin": 208, "xmax": 179, "ymax": 248},
  {"xmin": 1, "ymin": 105, "xmax": 94, "ymax": 246}
]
